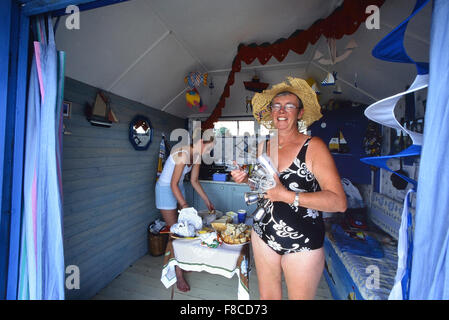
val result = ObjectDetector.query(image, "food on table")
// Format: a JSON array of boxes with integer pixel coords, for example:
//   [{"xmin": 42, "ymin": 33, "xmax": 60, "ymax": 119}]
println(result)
[
  {"xmin": 220, "ymin": 223, "xmax": 251, "ymax": 244},
  {"xmin": 211, "ymin": 216, "xmax": 232, "ymax": 232},
  {"xmin": 197, "ymin": 227, "xmax": 214, "ymax": 234}
]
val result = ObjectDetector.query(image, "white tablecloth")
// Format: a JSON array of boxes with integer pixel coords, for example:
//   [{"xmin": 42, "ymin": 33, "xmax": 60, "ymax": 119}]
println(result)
[{"xmin": 161, "ymin": 238, "xmax": 251, "ymax": 300}]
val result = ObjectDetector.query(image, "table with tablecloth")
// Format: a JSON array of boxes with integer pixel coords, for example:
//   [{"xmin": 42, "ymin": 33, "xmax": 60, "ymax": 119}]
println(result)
[{"xmin": 161, "ymin": 238, "xmax": 251, "ymax": 300}]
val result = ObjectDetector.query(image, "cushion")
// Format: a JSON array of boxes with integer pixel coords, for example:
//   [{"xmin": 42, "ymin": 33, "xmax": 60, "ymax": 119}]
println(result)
[
  {"xmin": 368, "ymin": 192, "xmax": 415, "ymax": 240},
  {"xmin": 326, "ymin": 235, "xmax": 398, "ymax": 300}
]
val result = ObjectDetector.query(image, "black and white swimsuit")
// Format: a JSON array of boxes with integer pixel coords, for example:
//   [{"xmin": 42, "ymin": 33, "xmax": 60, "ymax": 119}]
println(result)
[{"xmin": 253, "ymin": 137, "xmax": 324, "ymax": 255}]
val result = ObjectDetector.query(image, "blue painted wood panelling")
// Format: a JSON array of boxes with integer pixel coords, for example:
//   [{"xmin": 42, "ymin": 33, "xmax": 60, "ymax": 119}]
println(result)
[
  {"xmin": 62, "ymin": 77, "xmax": 184, "ymax": 299},
  {"xmin": 21, "ymin": 0, "xmax": 97, "ymax": 16},
  {"xmin": 7, "ymin": 5, "xmax": 30, "ymax": 300},
  {"xmin": 310, "ymin": 107, "xmax": 371, "ymax": 185},
  {"xmin": 0, "ymin": 0, "xmax": 13, "ymax": 301}
]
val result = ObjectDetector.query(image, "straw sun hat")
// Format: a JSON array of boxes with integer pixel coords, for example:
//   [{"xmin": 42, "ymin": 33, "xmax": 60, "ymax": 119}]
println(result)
[{"xmin": 252, "ymin": 77, "xmax": 322, "ymax": 130}]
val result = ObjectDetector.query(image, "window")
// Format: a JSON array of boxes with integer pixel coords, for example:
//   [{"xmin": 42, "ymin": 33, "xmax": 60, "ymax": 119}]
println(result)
[
  {"xmin": 213, "ymin": 119, "xmax": 268, "ymax": 137},
  {"xmin": 212, "ymin": 119, "xmax": 271, "ymax": 165},
  {"xmin": 237, "ymin": 120, "xmax": 255, "ymax": 136},
  {"xmin": 214, "ymin": 121, "xmax": 238, "ymax": 136}
]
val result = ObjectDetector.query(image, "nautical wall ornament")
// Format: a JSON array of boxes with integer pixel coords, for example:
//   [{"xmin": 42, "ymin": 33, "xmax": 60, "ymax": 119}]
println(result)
[
  {"xmin": 314, "ymin": 38, "xmax": 357, "ymax": 88},
  {"xmin": 243, "ymin": 74, "xmax": 270, "ymax": 113},
  {"xmin": 129, "ymin": 115, "xmax": 153, "ymax": 151},
  {"xmin": 313, "ymin": 38, "xmax": 358, "ymax": 66}
]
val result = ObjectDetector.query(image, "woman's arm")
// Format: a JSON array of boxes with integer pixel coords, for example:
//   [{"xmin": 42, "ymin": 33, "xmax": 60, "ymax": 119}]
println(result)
[
  {"xmin": 265, "ymin": 137, "xmax": 347, "ymax": 213},
  {"xmin": 170, "ymin": 154, "xmax": 189, "ymax": 209},
  {"xmin": 190, "ymin": 164, "xmax": 214, "ymax": 211}
]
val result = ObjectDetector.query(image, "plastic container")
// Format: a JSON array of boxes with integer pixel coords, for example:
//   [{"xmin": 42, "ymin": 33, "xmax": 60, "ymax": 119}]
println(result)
[
  {"xmin": 226, "ymin": 211, "xmax": 238, "ymax": 224},
  {"xmin": 238, "ymin": 209, "xmax": 247, "ymax": 223},
  {"xmin": 212, "ymin": 173, "xmax": 228, "ymax": 181}
]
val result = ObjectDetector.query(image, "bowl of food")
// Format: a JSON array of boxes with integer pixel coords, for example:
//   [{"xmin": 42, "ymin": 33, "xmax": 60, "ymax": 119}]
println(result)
[{"xmin": 219, "ymin": 223, "xmax": 251, "ymax": 245}]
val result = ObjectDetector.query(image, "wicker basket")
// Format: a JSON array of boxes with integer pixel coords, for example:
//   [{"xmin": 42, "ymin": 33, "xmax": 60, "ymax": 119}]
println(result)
[{"xmin": 148, "ymin": 232, "xmax": 169, "ymax": 256}]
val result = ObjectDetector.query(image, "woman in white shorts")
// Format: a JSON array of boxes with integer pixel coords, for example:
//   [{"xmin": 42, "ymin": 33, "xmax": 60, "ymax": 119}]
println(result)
[{"xmin": 155, "ymin": 133, "xmax": 215, "ymax": 292}]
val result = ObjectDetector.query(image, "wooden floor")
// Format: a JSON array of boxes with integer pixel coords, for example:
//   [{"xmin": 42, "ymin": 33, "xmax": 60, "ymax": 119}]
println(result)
[{"xmin": 92, "ymin": 253, "xmax": 333, "ymax": 300}]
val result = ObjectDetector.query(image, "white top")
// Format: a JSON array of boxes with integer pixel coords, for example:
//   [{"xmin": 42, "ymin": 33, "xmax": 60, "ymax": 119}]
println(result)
[{"xmin": 157, "ymin": 150, "xmax": 192, "ymax": 186}]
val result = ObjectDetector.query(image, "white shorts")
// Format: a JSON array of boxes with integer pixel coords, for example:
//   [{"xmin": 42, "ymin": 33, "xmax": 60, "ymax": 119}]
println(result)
[{"xmin": 155, "ymin": 183, "xmax": 186, "ymax": 210}]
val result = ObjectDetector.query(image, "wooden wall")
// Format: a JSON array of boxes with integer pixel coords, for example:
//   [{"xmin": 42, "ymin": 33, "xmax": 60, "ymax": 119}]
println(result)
[{"xmin": 62, "ymin": 77, "xmax": 185, "ymax": 299}]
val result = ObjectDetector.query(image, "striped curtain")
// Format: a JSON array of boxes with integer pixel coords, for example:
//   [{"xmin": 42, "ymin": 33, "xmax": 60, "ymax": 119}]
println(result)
[{"xmin": 18, "ymin": 15, "xmax": 65, "ymax": 300}]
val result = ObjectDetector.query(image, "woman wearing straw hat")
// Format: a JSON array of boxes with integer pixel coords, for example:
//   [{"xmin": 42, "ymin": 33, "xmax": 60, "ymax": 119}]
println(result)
[{"xmin": 231, "ymin": 77, "xmax": 346, "ymax": 299}]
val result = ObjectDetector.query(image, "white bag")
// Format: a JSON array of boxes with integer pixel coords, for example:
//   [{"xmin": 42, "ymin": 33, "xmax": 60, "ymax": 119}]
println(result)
[
  {"xmin": 341, "ymin": 178, "xmax": 364, "ymax": 209},
  {"xmin": 178, "ymin": 207, "xmax": 203, "ymax": 230},
  {"xmin": 170, "ymin": 221, "xmax": 196, "ymax": 237}
]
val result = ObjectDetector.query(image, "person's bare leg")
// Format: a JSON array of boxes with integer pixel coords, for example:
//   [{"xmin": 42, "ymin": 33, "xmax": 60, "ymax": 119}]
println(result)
[
  {"xmin": 251, "ymin": 229, "xmax": 283, "ymax": 299},
  {"xmin": 160, "ymin": 209, "xmax": 178, "ymax": 227},
  {"xmin": 281, "ymin": 247, "xmax": 324, "ymax": 300},
  {"xmin": 160, "ymin": 209, "xmax": 190, "ymax": 292}
]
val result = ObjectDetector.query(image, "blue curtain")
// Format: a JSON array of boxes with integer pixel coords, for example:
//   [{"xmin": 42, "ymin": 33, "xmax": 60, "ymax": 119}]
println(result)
[
  {"xmin": 409, "ymin": 0, "xmax": 449, "ymax": 299},
  {"xmin": 18, "ymin": 16, "xmax": 65, "ymax": 300}
]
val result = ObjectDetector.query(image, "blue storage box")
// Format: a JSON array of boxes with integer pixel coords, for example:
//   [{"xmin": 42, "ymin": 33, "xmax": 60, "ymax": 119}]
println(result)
[{"xmin": 212, "ymin": 173, "xmax": 227, "ymax": 181}]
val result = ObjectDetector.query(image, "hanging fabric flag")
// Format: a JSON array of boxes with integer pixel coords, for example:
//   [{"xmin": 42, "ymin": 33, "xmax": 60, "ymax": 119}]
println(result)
[
  {"xmin": 18, "ymin": 15, "xmax": 65, "ymax": 300},
  {"xmin": 156, "ymin": 134, "xmax": 167, "ymax": 181}
]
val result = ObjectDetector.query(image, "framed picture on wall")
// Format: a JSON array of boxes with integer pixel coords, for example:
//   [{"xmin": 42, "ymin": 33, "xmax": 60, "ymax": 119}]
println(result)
[{"xmin": 63, "ymin": 101, "xmax": 72, "ymax": 119}]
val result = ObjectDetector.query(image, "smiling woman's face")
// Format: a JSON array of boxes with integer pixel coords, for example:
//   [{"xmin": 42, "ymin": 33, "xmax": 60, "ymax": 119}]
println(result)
[{"xmin": 270, "ymin": 93, "xmax": 304, "ymax": 131}]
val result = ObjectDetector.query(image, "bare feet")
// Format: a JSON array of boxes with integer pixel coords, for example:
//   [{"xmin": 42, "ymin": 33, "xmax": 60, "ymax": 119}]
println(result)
[{"xmin": 175, "ymin": 266, "xmax": 190, "ymax": 292}]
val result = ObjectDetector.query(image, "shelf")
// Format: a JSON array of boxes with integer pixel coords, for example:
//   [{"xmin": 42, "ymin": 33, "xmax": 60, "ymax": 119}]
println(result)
[{"xmin": 331, "ymin": 153, "xmax": 356, "ymax": 156}]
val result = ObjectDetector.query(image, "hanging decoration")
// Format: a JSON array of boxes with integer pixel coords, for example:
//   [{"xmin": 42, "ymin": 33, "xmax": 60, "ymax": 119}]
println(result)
[
  {"xmin": 243, "ymin": 74, "xmax": 270, "ymax": 113},
  {"xmin": 208, "ymin": 76, "xmax": 215, "ymax": 95},
  {"xmin": 243, "ymin": 74, "xmax": 270, "ymax": 93},
  {"xmin": 358, "ymin": 0, "xmax": 431, "ymax": 301},
  {"xmin": 245, "ymin": 96, "xmax": 253, "ymax": 113},
  {"xmin": 321, "ymin": 71, "xmax": 337, "ymax": 86},
  {"xmin": 156, "ymin": 133, "xmax": 169, "ymax": 181},
  {"xmin": 202, "ymin": 0, "xmax": 385, "ymax": 129},
  {"xmin": 362, "ymin": 121, "xmax": 382, "ymax": 157},
  {"xmin": 333, "ymin": 83, "xmax": 343, "ymax": 94},
  {"xmin": 313, "ymin": 38, "xmax": 358, "ymax": 65},
  {"xmin": 184, "ymin": 71, "xmax": 208, "ymax": 112},
  {"xmin": 329, "ymin": 130, "xmax": 350, "ymax": 153},
  {"xmin": 314, "ymin": 37, "xmax": 356, "ymax": 89},
  {"xmin": 306, "ymin": 78, "xmax": 321, "ymax": 96}
]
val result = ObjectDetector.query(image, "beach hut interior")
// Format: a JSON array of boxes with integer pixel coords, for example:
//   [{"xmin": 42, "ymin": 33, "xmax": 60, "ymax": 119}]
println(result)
[{"xmin": 2, "ymin": 0, "xmax": 448, "ymax": 302}]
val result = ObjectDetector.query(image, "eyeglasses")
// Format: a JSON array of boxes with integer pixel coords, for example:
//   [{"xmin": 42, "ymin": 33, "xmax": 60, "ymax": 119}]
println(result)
[{"xmin": 269, "ymin": 103, "xmax": 298, "ymax": 112}]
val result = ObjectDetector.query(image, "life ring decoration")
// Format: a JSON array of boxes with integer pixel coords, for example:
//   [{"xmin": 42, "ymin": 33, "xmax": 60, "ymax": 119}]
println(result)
[{"xmin": 129, "ymin": 115, "xmax": 153, "ymax": 151}]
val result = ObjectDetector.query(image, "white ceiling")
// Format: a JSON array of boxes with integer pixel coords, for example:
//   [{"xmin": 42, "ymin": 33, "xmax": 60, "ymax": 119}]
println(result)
[{"xmin": 55, "ymin": 0, "xmax": 432, "ymax": 120}]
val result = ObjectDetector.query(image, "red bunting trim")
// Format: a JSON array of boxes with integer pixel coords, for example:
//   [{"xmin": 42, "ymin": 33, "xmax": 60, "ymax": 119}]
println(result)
[{"xmin": 203, "ymin": 0, "xmax": 385, "ymax": 129}]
